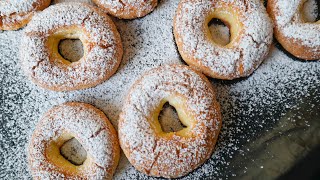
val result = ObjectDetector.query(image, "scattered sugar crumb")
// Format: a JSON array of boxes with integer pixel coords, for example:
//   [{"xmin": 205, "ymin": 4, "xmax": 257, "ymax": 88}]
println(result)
[
  {"xmin": 302, "ymin": 0, "xmax": 318, "ymax": 22},
  {"xmin": 60, "ymin": 138, "xmax": 87, "ymax": 166},
  {"xmin": 0, "ymin": 0, "xmax": 319, "ymax": 179},
  {"xmin": 208, "ymin": 23, "xmax": 230, "ymax": 46},
  {"xmin": 158, "ymin": 103, "xmax": 185, "ymax": 133},
  {"xmin": 58, "ymin": 39, "xmax": 84, "ymax": 62}
]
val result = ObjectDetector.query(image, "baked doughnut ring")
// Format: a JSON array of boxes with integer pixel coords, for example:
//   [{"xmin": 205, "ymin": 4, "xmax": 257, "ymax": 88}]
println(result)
[
  {"xmin": 92, "ymin": 0, "xmax": 158, "ymax": 19},
  {"xmin": 267, "ymin": 0, "xmax": 320, "ymax": 60},
  {"xmin": 28, "ymin": 102, "xmax": 120, "ymax": 179},
  {"xmin": 119, "ymin": 65, "xmax": 222, "ymax": 178},
  {"xmin": 0, "ymin": 0, "xmax": 51, "ymax": 30},
  {"xmin": 53, "ymin": 0, "xmax": 94, "ymax": 5},
  {"xmin": 20, "ymin": 3, "xmax": 123, "ymax": 91},
  {"xmin": 174, "ymin": 0, "xmax": 273, "ymax": 80}
]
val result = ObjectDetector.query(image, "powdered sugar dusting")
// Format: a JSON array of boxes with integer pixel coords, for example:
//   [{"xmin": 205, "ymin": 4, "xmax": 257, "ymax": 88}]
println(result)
[
  {"xmin": 20, "ymin": 3, "xmax": 123, "ymax": 91},
  {"xmin": 174, "ymin": 0, "xmax": 273, "ymax": 79},
  {"xmin": 119, "ymin": 65, "xmax": 221, "ymax": 178},
  {"xmin": 92, "ymin": 0, "xmax": 157, "ymax": 19},
  {"xmin": 0, "ymin": 0, "xmax": 320, "ymax": 179},
  {"xmin": 53, "ymin": 0, "xmax": 95, "ymax": 5},
  {"xmin": 271, "ymin": 0, "xmax": 320, "ymax": 49},
  {"xmin": 28, "ymin": 102, "xmax": 119, "ymax": 179},
  {"xmin": 0, "ymin": 0, "xmax": 50, "ymax": 29},
  {"xmin": 0, "ymin": 0, "xmax": 41, "ymax": 15}
]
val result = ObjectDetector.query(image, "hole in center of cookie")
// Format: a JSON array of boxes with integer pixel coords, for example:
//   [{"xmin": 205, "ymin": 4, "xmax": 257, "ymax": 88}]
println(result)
[
  {"xmin": 159, "ymin": 102, "xmax": 187, "ymax": 133},
  {"xmin": 58, "ymin": 39, "xmax": 84, "ymax": 62},
  {"xmin": 208, "ymin": 18, "xmax": 231, "ymax": 46},
  {"xmin": 302, "ymin": 0, "xmax": 319, "ymax": 22},
  {"xmin": 60, "ymin": 137, "xmax": 87, "ymax": 166}
]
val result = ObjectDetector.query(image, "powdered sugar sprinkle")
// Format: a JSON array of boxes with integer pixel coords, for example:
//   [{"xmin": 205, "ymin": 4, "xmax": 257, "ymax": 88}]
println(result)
[
  {"xmin": 174, "ymin": 0, "xmax": 273, "ymax": 79},
  {"xmin": 0, "ymin": 0, "xmax": 319, "ymax": 179}
]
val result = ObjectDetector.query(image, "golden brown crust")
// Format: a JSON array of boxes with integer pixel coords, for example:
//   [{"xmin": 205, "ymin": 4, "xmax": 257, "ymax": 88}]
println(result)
[
  {"xmin": 274, "ymin": 28, "xmax": 319, "ymax": 60},
  {"xmin": 92, "ymin": 0, "xmax": 158, "ymax": 19},
  {"xmin": 0, "ymin": 0, "xmax": 51, "ymax": 30},
  {"xmin": 267, "ymin": 0, "xmax": 320, "ymax": 60},
  {"xmin": 28, "ymin": 102, "xmax": 120, "ymax": 179}
]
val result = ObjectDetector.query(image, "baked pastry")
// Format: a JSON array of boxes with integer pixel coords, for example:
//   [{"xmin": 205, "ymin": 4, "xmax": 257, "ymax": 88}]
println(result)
[
  {"xmin": 119, "ymin": 65, "xmax": 222, "ymax": 178},
  {"xmin": 174, "ymin": 0, "xmax": 273, "ymax": 80},
  {"xmin": 28, "ymin": 102, "xmax": 120, "ymax": 179},
  {"xmin": 92, "ymin": 0, "xmax": 158, "ymax": 19},
  {"xmin": 20, "ymin": 3, "xmax": 123, "ymax": 91},
  {"xmin": 0, "ymin": 0, "xmax": 51, "ymax": 30},
  {"xmin": 53, "ymin": 0, "xmax": 94, "ymax": 5},
  {"xmin": 267, "ymin": 0, "xmax": 320, "ymax": 60}
]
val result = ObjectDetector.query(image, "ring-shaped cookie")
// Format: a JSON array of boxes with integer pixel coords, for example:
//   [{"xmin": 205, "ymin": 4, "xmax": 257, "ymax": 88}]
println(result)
[
  {"xmin": 92, "ymin": 0, "xmax": 158, "ymax": 19},
  {"xmin": 20, "ymin": 3, "xmax": 123, "ymax": 91},
  {"xmin": 174, "ymin": 0, "xmax": 273, "ymax": 80},
  {"xmin": 0, "ymin": 0, "xmax": 51, "ymax": 30},
  {"xmin": 28, "ymin": 102, "xmax": 120, "ymax": 179},
  {"xmin": 267, "ymin": 0, "xmax": 320, "ymax": 60},
  {"xmin": 119, "ymin": 65, "xmax": 222, "ymax": 178}
]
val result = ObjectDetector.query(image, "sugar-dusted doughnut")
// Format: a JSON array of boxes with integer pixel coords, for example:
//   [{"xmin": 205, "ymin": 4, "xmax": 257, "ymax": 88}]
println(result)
[
  {"xmin": 28, "ymin": 102, "xmax": 120, "ymax": 179},
  {"xmin": 119, "ymin": 65, "xmax": 222, "ymax": 178},
  {"xmin": 92, "ymin": 0, "xmax": 158, "ymax": 19},
  {"xmin": 20, "ymin": 3, "xmax": 123, "ymax": 91},
  {"xmin": 174, "ymin": 0, "xmax": 273, "ymax": 80},
  {"xmin": 0, "ymin": 0, "xmax": 51, "ymax": 30},
  {"xmin": 53, "ymin": 0, "xmax": 94, "ymax": 5},
  {"xmin": 267, "ymin": 0, "xmax": 320, "ymax": 60}
]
